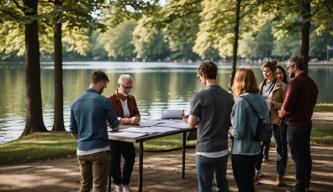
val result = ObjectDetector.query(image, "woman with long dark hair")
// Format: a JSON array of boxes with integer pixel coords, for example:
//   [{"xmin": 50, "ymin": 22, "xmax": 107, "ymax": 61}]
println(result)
[{"xmin": 255, "ymin": 61, "xmax": 288, "ymax": 186}]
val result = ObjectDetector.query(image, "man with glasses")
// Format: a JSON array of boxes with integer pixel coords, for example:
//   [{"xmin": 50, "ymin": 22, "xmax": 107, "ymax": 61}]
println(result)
[
  {"xmin": 107, "ymin": 74, "xmax": 140, "ymax": 192},
  {"xmin": 279, "ymin": 56, "xmax": 318, "ymax": 192}
]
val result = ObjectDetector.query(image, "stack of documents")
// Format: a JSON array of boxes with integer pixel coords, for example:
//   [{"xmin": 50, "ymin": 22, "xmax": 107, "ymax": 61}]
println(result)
[{"xmin": 108, "ymin": 119, "xmax": 189, "ymax": 139}]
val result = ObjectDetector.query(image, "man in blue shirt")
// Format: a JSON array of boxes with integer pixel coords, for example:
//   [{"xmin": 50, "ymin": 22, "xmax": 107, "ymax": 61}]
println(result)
[{"xmin": 70, "ymin": 70, "xmax": 119, "ymax": 192}]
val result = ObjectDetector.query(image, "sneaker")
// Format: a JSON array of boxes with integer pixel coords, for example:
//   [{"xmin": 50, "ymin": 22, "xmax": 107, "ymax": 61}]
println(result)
[
  {"xmin": 254, "ymin": 170, "xmax": 262, "ymax": 182},
  {"xmin": 122, "ymin": 184, "xmax": 131, "ymax": 192},
  {"xmin": 115, "ymin": 184, "xmax": 122, "ymax": 192},
  {"xmin": 275, "ymin": 175, "xmax": 285, "ymax": 186}
]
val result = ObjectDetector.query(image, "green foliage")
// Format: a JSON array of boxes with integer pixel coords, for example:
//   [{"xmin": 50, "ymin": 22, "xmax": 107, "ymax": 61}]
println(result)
[
  {"xmin": 193, "ymin": 0, "xmax": 266, "ymax": 58},
  {"xmin": 97, "ymin": 20, "xmax": 136, "ymax": 60},
  {"xmin": 0, "ymin": 21, "xmax": 24, "ymax": 55},
  {"xmin": 1, "ymin": 0, "xmax": 332, "ymax": 61},
  {"xmin": 133, "ymin": 30, "xmax": 170, "ymax": 61},
  {"xmin": 252, "ymin": 23, "xmax": 274, "ymax": 58},
  {"xmin": 238, "ymin": 23, "xmax": 274, "ymax": 58},
  {"xmin": 310, "ymin": 30, "xmax": 333, "ymax": 60},
  {"xmin": 103, "ymin": 0, "xmax": 159, "ymax": 27},
  {"xmin": 0, "ymin": 1, "xmax": 106, "ymax": 56},
  {"xmin": 272, "ymin": 33, "xmax": 301, "ymax": 58},
  {"xmin": 133, "ymin": 15, "xmax": 170, "ymax": 61},
  {"xmin": 138, "ymin": 0, "xmax": 202, "ymax": 60}
]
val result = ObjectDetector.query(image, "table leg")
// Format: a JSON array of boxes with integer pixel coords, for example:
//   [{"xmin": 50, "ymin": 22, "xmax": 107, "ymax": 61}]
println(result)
[
  {"xmin": 139, "ymin": 141, "xmax": 144, "ymax": 192},
  {"xmin": 108, "ymin": 143, "xmax": 112, "ymax": 192},
  {"xmin": 182, "ymin": 131, "xmax": 186, "ymax": 179}
]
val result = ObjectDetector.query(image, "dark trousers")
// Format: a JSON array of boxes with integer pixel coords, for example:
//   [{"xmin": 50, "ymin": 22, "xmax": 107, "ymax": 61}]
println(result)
[
  {"xmin": 263, "ymin": 140, "xmax": 270, "ymax": 160},
  {"xmin": 255, "ymin": 128, "xmax": 272, "ymax": 171},
  {"xmin": 232, "ymin": 154, "xmax": 258, "ymax": 192},
  {"xmin": 110, "ymin": 141, "xmax": 136, "ymax": 185},
  {"xmin": 272, "ymin": 123, "xmax": 288, "ymax": 176},
  {"xmin": 287, "ymin": 123, "xmax": 312, "ymax": 192}
]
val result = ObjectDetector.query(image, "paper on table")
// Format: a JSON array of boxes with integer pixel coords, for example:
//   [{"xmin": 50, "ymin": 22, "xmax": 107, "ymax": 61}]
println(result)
[
  {"xmin": 146, "ymin": 126, "xmax": 178, "ymax": 133},
  {"xmin": 139, "ymin": 120, "xmax": 160, "ymax": 127},
  {"xmin": 120, "ymin": 126, "xmax": 178, "ymax": 134},
  {"xmin": 157, "ymin": 122, "xmax": 189, "ymax": 129},
  {"xmin": 109, "ymin": 131, "xmax": 146, "ymax": 138},
  {"xmin": 120, "ymin": 127, "xmax": 154, "ymax": 133}
]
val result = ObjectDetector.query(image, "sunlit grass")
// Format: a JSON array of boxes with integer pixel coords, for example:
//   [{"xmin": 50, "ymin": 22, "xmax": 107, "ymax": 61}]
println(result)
[
  {"xmin": 0, "ymin": 132, "xmax": 76, "ymax": 165},
  {"xmin": 0, "ymin": 132, "xmax": 196, "ymax": 165},
  {"xmin": 269, "ymin": 122, "xmax": 333, "ymax": 146},
  {"xmin": 311, "ymin": 122, "xmax": 333, "ymax": 145},
  {"xmin": 138, "ymin": 134, "xmax": 196, "ymax": 151},
  {"xmin": 1, "ymin": 121, "xmax": 331, "ymax": 165},
  {"xmin": 314, "ymin": 103, "xmax": 333, "ymax": 112}
]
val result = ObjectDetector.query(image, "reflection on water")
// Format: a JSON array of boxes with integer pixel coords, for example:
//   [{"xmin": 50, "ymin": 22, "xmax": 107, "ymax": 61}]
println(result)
[{"xmin": 0, "ymin": 62, "xmax": 332, "ymax": 143}]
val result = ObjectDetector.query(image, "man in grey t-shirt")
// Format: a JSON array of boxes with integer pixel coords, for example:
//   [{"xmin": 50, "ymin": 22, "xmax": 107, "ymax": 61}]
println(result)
[{"xmin": 184, "ymin": 60, "xmax": 233, "ymax": 192}]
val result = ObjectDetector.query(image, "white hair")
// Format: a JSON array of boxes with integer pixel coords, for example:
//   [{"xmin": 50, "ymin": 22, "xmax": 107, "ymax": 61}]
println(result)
[{"xmin": 118, "ymin": 74, "xmax": 133, "ymax": 84}]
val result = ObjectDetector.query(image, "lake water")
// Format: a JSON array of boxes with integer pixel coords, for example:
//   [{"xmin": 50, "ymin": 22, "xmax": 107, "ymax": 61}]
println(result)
[{"xmin": 0, "ymin": 61, "xmax": 332, "ymax": 143}]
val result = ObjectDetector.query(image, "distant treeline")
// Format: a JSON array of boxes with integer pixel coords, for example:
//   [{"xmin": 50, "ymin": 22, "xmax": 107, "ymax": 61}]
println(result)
[{"xmin": 2, "ymin": 20, "xmax": 333, "ymax": 63}]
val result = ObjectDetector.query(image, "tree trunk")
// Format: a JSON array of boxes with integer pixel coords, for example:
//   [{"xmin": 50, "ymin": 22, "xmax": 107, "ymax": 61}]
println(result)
[
  {"xmin": 229, "ymin": 0, "xmax": 241, "ymax": 90},
  {"xmin": 300, "ymin": 0, "xmax": 311, "ymax": 74},
  {"xmin": 21, "ymin": 0, "xmax": 47, "ymax": 136},
  {"xmin": 52, "ymin": 0, "xmax": 65, "ymax": 131}
]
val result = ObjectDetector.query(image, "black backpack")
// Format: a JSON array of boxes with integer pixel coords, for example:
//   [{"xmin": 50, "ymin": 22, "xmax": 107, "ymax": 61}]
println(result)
[{"xmin": 241, "ymin": 96, "xmax": 271, "ymax": 142}]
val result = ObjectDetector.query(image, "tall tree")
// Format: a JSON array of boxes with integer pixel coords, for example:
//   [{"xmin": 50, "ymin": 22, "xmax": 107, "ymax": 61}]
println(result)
[
  {"xmin": 264, "ymin": 0, "xmax": 333, "ymax": 73},
  {"xmin": 48, "ymin": 0, "xmax": 106, "ymax": 131},
  {"xmin": 0, "ymin": 0, "xmax": 47, "ymax": 136},
  {"xmin": 194, "ymin": 0, "xmax": 265, "ymax": 88},
  {"xmin": 21, "ymin": 0, "xmax": 48, "ymax": 135},
  {"xmin": 300, "ymin": 0, "xmax": 311, "ymax": 74},
  {"xmin": 52, "ymin": 0, "xmax": 64, "ymax": 131},
  {"xmin": 230, "ymin": 0, "xmax": 241, "ymax": 89}
]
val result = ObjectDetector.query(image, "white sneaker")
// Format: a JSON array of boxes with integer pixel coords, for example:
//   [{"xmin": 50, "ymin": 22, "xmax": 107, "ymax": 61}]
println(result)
[
  {"xmin": 114, "ymin": 184, "xmax": 122, "ymax": 192},
  {"xmin": 122, "ymin": 184, "xmax": 130, "ymax": 192}
]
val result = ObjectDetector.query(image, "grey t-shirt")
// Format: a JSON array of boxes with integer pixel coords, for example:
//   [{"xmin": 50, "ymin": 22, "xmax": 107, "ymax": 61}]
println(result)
[{"xmin": 190, "ymin": 85, "xmax": 234, "ymax": 153}]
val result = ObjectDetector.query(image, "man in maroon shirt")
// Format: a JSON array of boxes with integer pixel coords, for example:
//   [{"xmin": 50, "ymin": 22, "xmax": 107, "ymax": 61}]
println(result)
[{"xmin": 279, "ymin": 56, "xmax": 318, "ymax": 192}]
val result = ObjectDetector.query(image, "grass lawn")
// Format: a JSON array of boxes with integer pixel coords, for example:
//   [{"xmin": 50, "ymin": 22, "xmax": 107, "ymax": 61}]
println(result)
[
  {"xmin": 0, "ymin": 132, "xmax": 76, "ymax": 165},
  {"xmin": 0, "ymin": 120, "xmax": 331, "ymax": 165},
  {"xmin": 0, "ymin": 132, "xmax": 196, "ymax": 165},
  {"xmin": 314, "ymin": 103, "xmax": 333, "ymax": 112},
  {"xmin": 311, "ymin": 122, "xmax": 333, "ymax": 145}
]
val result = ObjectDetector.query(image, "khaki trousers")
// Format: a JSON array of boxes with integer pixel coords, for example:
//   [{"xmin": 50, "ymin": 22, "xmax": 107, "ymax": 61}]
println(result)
[{"xmin": 77, "ymin": 151, "xmax": 110, "ymax": 192}]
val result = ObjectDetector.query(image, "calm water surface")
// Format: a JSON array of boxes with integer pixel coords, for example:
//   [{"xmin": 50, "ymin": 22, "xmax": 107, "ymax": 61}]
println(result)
[{"xmin": 0, "ymin": 62, "xmax": 332, "ymax": 143}]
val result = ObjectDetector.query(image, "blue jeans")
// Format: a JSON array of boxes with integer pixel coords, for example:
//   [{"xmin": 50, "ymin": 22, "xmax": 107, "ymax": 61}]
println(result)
[
  {"xmin": 272, "ymin": 123, "xmax": 288, "ymax": 176},
  {"xmin": 287, "ymin": 123, "xmax": 312, "ymax": 192},
  {"xmin": 196, "ymin": 154, "xmax": 229, "ymax": 192}
]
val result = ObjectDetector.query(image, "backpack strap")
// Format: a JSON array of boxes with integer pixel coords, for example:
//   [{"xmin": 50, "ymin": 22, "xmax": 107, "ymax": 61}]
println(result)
[
  {"xmin": 240, "ymin": 96, "xmax": 261, "ymax": 119},
  {"xmin": 240, "ymin": 96, "xmax": 261, "ymax": 138}
]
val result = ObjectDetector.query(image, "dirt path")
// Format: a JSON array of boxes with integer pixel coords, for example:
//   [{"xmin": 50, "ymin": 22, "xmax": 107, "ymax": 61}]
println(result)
[
  {"xmin": 1, "ymin": 113, "xmax": 332, "ymax": 192},
  {"xmin": 1, "ymin": 144, "xmax": 333, "ymax": 192}
]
